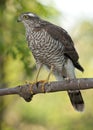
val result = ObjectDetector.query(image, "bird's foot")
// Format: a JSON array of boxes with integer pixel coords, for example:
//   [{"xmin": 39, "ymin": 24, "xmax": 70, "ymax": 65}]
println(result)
[
  {"xmin": 25, "ymin": 80, "xmax": 47, "ymax": 93},
  {"xmin": 37, "ymin": 80, "xmax": 47, "ymax": 92},
  {"xmin": 25, "ymin": 81, "xmax": 35, "ymax": 94}
]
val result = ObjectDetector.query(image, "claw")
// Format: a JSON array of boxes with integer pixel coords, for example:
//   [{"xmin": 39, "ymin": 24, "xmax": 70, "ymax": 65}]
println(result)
[
  {"xmin": 25, "ymin": 81, "xmax": 34, "ymax": 94},
  {"xmin": 38, "ymin": 80, "xmax": 47, "ymax": 92}
]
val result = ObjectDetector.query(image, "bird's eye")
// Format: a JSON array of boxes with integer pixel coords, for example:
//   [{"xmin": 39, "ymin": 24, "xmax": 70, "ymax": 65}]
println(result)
[{"xmin": 23, "ymin": 15, "xmax": 29, "ymax": 20}]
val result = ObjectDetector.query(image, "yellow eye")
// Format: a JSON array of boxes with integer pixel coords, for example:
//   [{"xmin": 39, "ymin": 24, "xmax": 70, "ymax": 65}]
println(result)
[{"xmin": 23, "ymin": 15, "xmax": 28, "ymax": 19}]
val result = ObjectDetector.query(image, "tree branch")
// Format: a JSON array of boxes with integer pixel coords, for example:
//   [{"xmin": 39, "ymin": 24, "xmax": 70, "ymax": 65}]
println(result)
[{"xmin": 0, "ymin": 78, "xmax": 93, "ymax": 102}]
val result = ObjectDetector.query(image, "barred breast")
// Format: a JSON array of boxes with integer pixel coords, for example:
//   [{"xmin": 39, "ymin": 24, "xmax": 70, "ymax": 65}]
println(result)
[{"xmin": 26, "ymin": 28, "xmax": 66, "ymax": 72}]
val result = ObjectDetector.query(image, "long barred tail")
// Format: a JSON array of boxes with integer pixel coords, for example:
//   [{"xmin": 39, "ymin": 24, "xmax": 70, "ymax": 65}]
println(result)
[{"xmin": 67, "ymin": 90, "xmax": 84, "ymax": 112}]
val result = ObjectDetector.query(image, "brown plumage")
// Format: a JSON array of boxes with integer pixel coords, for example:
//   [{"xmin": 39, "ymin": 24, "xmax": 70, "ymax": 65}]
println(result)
[{"xmin": 17, "ymin": 12, "xmax": 84, "ymax": 112}]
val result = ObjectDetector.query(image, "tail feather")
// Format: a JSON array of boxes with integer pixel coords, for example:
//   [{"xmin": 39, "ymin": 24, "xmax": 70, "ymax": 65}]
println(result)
[
  {"xmin": 68, "ymin": 90, "xmax": 84, "ymax": 112},
  {"xmin": 74, "ymin": 62, "xmax": 84, "ymax": 72}
]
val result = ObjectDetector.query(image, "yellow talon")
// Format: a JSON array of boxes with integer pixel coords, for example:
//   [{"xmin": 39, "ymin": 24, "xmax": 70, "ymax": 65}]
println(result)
[
  {"xmin": 25, "ymin": 81, "xmax": 34, "ymax": 94},
  {"xmin": 29, "ymin": 83, "xmax": 33, "ymax": 94},
  {"xmin": 37, "ymin": 80, "xmax": 47, "ymax": 92}
]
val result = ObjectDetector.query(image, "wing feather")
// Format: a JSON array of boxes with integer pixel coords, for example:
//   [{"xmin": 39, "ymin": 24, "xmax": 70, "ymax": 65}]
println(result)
[
  {"xmin": 35, "ymin": 20, "xmax": 84, "ymax": 71},
  {"xmin": 42, "ymin": 21, "xmax": 79, "ymax": 62}
]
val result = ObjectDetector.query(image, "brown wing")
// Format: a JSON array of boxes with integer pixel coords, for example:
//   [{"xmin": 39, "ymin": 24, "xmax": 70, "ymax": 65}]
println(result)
[{"xmin": 40, "ymin": 21, "xmax": 84, "ymax": 72}]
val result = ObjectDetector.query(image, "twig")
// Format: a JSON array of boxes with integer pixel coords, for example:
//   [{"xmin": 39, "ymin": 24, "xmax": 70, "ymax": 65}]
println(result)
[{"xmin": 0, "ymin": 78, "xmax": 93, "ymax": 102}]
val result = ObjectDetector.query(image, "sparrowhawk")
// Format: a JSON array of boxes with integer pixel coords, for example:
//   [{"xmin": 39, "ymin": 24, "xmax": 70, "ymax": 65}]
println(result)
[{"xmin": 17, "ymin": 12, "xmax": 84, "ymax": 112}]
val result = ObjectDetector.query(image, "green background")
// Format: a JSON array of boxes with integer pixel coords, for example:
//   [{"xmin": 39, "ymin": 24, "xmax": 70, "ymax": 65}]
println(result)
[{"xmin": 0, "ymin": 0, "xmax": 93, "ymax": 130}]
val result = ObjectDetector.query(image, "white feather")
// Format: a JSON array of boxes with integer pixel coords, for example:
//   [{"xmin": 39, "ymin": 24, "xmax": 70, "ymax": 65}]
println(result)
[{"xmin": 28, "ymin": 13, "xmax": 36, "ymax": 17}]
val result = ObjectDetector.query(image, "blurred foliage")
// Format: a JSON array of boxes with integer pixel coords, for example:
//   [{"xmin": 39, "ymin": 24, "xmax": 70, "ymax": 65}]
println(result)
[
  {"xmin": 72, "ymin": 20, "xmax": 93, "ymax": 78},
  {"xmin": 0, "ymin": 0, "xmax": 93, "ymax": 130}
]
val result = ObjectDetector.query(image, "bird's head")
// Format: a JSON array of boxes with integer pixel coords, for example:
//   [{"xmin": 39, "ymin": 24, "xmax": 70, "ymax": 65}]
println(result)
[{"xmin": 17, "ymin": 12, "xmax": 40, "ymax": 27}]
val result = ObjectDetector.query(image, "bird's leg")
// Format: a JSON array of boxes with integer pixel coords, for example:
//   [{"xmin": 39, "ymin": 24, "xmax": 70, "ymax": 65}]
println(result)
[
  {"xmin": 25, "ymin": 64, "xmax": 43, "ymax": 94},
  {"xmin": 35, "ymin": 63, "xmax": 43, "ymax": 83},
  {"xmin": 47, "ymin": 65, "xmax": 54, "ymax": 82},
  {"xmin": 41, "ymin": 65, "xmax": 54, "ymax": 92}
]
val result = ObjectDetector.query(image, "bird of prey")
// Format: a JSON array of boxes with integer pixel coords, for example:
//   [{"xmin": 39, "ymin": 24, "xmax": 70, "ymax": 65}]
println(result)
[{"xmin": 17, "ymin": 12, "xmax": 84, "ymax": 112}]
